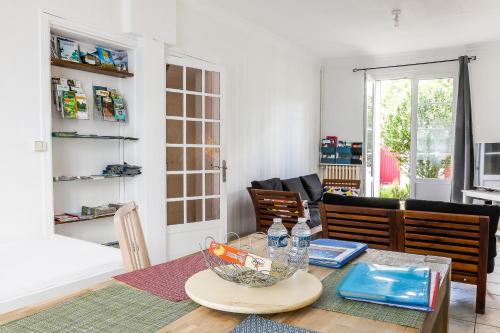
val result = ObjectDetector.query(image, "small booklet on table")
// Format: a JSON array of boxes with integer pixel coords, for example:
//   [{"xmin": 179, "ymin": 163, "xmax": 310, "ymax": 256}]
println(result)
[{"xmin": 309, "ymin": 239, "xmax": 368, "ymax": 268}]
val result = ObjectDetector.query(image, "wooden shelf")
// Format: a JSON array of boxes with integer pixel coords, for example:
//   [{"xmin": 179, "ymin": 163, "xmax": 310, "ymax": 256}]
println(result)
[
  {"xmin": 52, "ymin": 133, "xmax": 139, "ymax": 141},
  {"xmin": 51, "ymin": 58, "xmax": 134, "ymax": 78},
  {"xmin": 53, "ymin": 174, "xmax": 140, "ymax": 182},
  {"xmin": 55, "ymin": 213, "xmax": 114, "ymax": 225}
]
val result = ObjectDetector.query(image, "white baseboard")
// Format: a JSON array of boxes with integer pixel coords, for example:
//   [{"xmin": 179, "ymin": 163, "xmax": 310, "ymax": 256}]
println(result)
[{"xmin": 0, "ymin": 265, "xmax": 123, "ymax": 315}]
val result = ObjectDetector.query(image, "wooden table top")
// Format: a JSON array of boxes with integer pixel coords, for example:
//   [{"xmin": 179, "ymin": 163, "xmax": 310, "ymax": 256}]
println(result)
[{"xmin": 0, "ymin": 234, "xmax": 451, "ymax": 333}]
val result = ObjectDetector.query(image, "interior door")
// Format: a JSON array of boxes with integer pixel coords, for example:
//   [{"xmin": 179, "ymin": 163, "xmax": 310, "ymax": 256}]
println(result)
[
  {"xmin": 364, "ymin": 72, "xmax": 375, "ymax": 196},
  {"xmin": 165, "ymin": 58, "xmax": 227, "ymax": 260}
]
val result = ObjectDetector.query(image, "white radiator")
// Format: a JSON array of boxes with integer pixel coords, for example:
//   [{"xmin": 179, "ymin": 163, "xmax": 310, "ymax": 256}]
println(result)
[{"xmin": 321, "ymin": 164, "xmax": 362, "ymax": 180}]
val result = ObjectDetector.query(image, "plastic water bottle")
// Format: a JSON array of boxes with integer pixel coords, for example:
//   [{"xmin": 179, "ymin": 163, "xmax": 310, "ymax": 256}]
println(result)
[
  {"xmin": 291, "ymin": 217, "xmax": 311, "ymax": 272},
  {"xmin": 267, "ymin": 218, "xmax": 288, "ymax": 261}
]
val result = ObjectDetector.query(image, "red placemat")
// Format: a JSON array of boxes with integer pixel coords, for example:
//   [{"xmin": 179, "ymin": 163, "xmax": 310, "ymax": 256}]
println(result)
[{"xmin": 114, "ymin": 251, "xmax": 208, "ymax": 301}]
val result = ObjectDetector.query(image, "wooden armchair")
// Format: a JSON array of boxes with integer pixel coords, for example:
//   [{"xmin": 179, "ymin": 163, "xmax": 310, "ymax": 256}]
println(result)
[
  {"xmin": 403, "ymin": 210, "xmax": 489, "ymax": 314},
  {"xmin": 319, "ymin": 202, "xmax": 402, "ymax": 251},
  {"xmin": 248, "ymin": 188, "xmax": 305, "ymax": 233}
]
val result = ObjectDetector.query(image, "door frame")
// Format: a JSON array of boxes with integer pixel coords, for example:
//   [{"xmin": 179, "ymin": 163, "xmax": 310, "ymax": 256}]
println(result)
[
  {"xmin": 165, "ymin": 55, "xmax": 227, "ymax": 259},
  {"xmin": 364, "ymin": 63, "xmax": 458, "ymax": 198}
]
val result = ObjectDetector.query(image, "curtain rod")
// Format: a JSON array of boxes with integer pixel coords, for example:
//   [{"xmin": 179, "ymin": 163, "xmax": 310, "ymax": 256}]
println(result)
[{"xmin": 353, "ymin": 56, "xmax": 476, "ymax": 72}]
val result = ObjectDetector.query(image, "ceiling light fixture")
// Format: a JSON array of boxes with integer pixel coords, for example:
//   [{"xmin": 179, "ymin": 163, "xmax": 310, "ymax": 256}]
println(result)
[{"xmin": 392, "ymin": 9, "xmax": 402, "ymax": 28}]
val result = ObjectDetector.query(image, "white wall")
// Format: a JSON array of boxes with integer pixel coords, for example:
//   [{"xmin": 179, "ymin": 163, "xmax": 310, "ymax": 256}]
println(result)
[
  {"xmin": 0, "ymin": 0, "xmax": 173, "ymax": 267},
  {"xmin": 322, "ymin": 42, "xmax": 500, "ymax": 144},
  {"xmin": 0, "ymin": 0, "xmax": 320, "ymax": 253},
  {"xmin": 174, "ymin": 0, "xmax": 321, "ymax": 235}
]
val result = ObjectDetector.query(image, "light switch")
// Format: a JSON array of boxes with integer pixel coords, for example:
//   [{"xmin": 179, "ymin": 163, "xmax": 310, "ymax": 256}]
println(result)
[{"xmin": 34, "ymin": 141, "xmax": 48, "ymax": 152}]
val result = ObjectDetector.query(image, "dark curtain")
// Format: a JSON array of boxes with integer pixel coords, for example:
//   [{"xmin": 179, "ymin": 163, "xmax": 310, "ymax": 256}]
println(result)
[{"xmin": 450, "ymin": 56, "xmax": 474, "ymax": 203}]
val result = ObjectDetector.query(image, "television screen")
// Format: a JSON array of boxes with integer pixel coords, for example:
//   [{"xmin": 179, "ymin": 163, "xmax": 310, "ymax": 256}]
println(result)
[{"xmin": 474, "ymin": 143, "xmax": 500, "ymax": 190}]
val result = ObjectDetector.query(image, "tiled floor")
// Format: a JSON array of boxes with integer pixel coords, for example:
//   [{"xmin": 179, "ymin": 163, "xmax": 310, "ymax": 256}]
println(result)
[{"xmin": 450, "ymin": 242, "xmax": 500, "ymax": 332}]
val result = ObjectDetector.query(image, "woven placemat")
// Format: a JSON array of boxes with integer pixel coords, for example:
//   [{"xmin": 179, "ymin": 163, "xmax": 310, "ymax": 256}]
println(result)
[
  {"xmin": 0, "ymin": 284, "xmax": 198, "ymax": 333},
  {"xmin": 312, "ymin": 264, "xmax": 427, "ymax": 330},
  {"xmin": 114, "ymin": 251, "xmax": 207, "ymax": 302},
  {"xmin": 230, "ymin": 315, "xmax": 320, "ymax": 333}
]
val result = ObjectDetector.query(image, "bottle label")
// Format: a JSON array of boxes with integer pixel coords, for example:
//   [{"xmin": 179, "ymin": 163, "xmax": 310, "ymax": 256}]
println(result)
[
  {"xmin": 292, "ymin": 235, "xmax": 311, "ymax": 248},
  {"xmin": 268, "ymin": 235, "xmax": 288, "ymax": 248}
]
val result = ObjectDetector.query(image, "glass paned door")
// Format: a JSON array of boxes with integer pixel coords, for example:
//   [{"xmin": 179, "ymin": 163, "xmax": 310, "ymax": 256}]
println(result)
[
  {"xmin": 364, "ymin": 72, "xmax": 375, "ymax": 196},
  {"xmin": 414, "ymin": 78, "xmax": 454, "ymax": 180},
  {"xmin": 165, "ymin": 60, "xmax": 226, "ymax": 259}
]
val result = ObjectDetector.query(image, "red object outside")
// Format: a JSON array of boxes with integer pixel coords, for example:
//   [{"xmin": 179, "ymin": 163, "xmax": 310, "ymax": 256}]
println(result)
[{"xmin": 380, "ymin": 146, "xmax": 400, "ymax": 185}]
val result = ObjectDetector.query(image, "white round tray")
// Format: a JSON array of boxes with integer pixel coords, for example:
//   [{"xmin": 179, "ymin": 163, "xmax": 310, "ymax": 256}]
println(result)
[{"xmin": 185, "ymin": 269, "xmax": 323, "ymax": 314}]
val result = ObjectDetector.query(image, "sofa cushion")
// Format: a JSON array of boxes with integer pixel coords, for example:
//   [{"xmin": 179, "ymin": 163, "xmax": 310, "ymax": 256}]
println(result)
[
  {"xmin": 406, "ymin": 199, "xmax": 500, "ymax": 273},
  {"xmin": 251, "ymin": 178, "xmax": 283, "ymax": 191},
  {"xmin": 281, "ymin": 177, "xmax": 311, "ymax": 202},
  {"xmin": 300, "ymin": 174, "xmax": 323, "ymax": 202},
  {"xmin": 322, "ymin": 193, "xmax": 400, "ymax": 210},
  {"xmin": 307, "ymin": 206, "xmax": 322, "ymax": 229}
]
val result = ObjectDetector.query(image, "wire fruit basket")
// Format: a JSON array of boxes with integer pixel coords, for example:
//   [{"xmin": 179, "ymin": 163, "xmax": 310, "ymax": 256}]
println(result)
[{"xmin": 200, "ymin": 233, "xmax": 307, "ymax": 288}]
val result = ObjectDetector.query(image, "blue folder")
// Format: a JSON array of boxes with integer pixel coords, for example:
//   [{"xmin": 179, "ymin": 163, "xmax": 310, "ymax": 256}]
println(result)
[
  {"xmin": 336, "ymin": 263, "xmax": 431, "ymax": 310},
  {"xmin": 309, "ymin": 239, "xmax": 367, "ymax": 268}
]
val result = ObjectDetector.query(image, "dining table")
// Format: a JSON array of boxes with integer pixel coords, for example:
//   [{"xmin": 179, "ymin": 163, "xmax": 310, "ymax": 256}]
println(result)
[{"xmin": 0, "ymin": 233, "xmax": 451, "ymax": 333}]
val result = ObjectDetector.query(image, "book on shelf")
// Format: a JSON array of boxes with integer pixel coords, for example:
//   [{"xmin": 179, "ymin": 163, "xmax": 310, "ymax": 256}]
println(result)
[
  {"xmin": 57, "ymin": 37, "xmax": 81, "ymax": 63},
  {"xmin": 309, "ymin": 239, "xmax": 367, "ymax": 268},
  {"xmin": 62, "ymin": 90, "xmax": 77, "ymax": 119},
  {"xmin": 79, "ymin": 42, "xmax": 101, "ymax": 65},
  {"xmin": 337, "ymin": 263, "xmax": 440, "ymax": 312},
  {"xmin": 112, "ymin": 50, "xmax": 128, "ymax": 72},
  {"xmin": 96, "ymin": 47, "xmax": 115, "ymax": 69},
  {"xmin": 93, "ymin": 85, "xmax": 127, "ymax": 122},
  {"xmin": 75, "ymin": 93, "xmax": 88, "ymax": 119},
  {"xmin": 52, "ymin": 78, "xmax": 87, "ymax": 119}
]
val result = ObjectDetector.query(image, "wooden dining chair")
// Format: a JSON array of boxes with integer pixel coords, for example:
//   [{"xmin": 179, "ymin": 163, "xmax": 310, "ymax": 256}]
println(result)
[
  {"xmin": 319, "ymin": 202, "xmax": 402, "ymax": 251},
  {"xmin": 114, "ymin": 202, "xmax": 151, "ymax": 272},
  {"xmin": 403, "ymin": 210, "xmax": 489, "ymax": 314}
]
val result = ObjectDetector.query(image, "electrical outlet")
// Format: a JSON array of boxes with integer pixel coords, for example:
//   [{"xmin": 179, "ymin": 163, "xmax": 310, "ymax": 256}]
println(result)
[{"xmin": 34, "ymin": 141, "xmax": 48, "ymax": 152}]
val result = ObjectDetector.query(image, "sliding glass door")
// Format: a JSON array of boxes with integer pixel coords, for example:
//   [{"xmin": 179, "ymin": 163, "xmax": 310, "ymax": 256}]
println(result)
[
  {"xmin": 411, "ymin": 78, "xmax": 455, "ymax": 200},
  {"xmin": 365, "ymin": 74, "xmax": 457, "ymax": 201}
]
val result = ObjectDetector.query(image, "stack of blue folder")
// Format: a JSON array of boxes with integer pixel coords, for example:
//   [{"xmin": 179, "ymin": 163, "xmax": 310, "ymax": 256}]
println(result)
[
  {"xmin": 336, "ymin": 263, "xmax": 440, "ymax": 311},
  {"xmin": 309, "ymin": 239, "xmax": 368, "ymax": 268}
]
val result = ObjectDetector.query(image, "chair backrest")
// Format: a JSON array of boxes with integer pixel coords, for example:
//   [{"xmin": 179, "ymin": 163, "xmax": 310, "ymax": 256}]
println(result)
[
  {"xmin": 248, "ymin": 188, "xmax": 304, "ymax": 233},
  {"xmin": 114, "ymin": 202, "xmax": 151, "ymax": 272},
  {"xmin": 322, "ymin": 178, "xmax": 361, "ymax": 189},
  {"xmin": 319, "ymin": 203, "xmax": 402, "ymax": 251},
  {"xmin": 403, "ymin": 210, "xmax": 489, "ymax": 285}
]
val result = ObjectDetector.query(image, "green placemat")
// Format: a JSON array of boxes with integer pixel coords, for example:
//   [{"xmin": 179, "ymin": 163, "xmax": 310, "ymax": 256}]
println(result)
[
  {"xmin": 312, "ymin": 264, "xmax": 427, "ymax": 330},
  {"xmin": 0, "ymin": 284, "xmax": 199, "ymax": 333}
]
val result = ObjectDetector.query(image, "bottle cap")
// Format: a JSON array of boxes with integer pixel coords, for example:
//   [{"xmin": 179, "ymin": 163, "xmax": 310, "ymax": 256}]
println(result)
[{"xmin": 273, "ymin": 218, "xmax": 282, "ymax": 223}]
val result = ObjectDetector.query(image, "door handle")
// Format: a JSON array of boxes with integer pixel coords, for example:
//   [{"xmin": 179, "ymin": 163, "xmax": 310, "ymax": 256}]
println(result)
[{"xmin": 212, "ymin": 160, "xmax": 227, "ymax": 183}]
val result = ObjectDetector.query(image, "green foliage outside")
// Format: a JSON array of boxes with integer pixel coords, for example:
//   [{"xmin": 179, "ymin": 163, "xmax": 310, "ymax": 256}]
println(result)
[
  {"xmin": 380, "ymin": 79, "xmax": 453, "ymax": 179},
  {"xmin": 379, "ymin": 183, "xmax": 410, "ymax": 200}
]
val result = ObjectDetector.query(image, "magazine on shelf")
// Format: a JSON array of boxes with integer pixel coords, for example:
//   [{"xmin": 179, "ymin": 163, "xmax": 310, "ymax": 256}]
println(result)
[
  {"xmin": 58, "ymin": 37, "xmax": 81, "ymax": 63},
  {"xmin": 62, "ymin": 90, "xmax": 77, "ymax": 119},
  {"xmin": 337, "ymin": 263, "xmax": 439, "ymax": 312},
  {"xmin": 309, "ymin": 239, "xmax": 368, "ymax": 268},
  {"xmin": 97, "ymin": 47, "xmax": 114, "ymax": 69},
  {"xmin": 112, "ymin": 50, "xmax": 128, "ymax": 72},
  {"xmin": 75, "ymin": 93, "xmax": 88, "ymax": 120}
]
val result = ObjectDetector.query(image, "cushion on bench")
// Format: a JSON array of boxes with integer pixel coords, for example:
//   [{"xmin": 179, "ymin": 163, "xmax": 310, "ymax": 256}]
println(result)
[
  {"xmin": 406, "ymin": 199, "xmax": 500, "ymax": 273},
  {"xmin": 322, "ymin": 193, "xmax": 400, "ymax": 210},
  {"xmin": 281, "ymin": 177, "xmax": 311, "ymax": 202},
  {"xmin": 300, "ymin": 174, "xmax": 323, "ymax": 202},
  {"xmin": 251, "ymin": 178, "xmax": 283, "ymax": 191}
]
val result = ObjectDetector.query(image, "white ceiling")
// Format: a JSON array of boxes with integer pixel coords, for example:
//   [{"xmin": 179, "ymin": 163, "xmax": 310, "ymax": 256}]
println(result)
[{"xmin": 209, "ymin": 0, "xmax": 500, "ymax": 58}]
